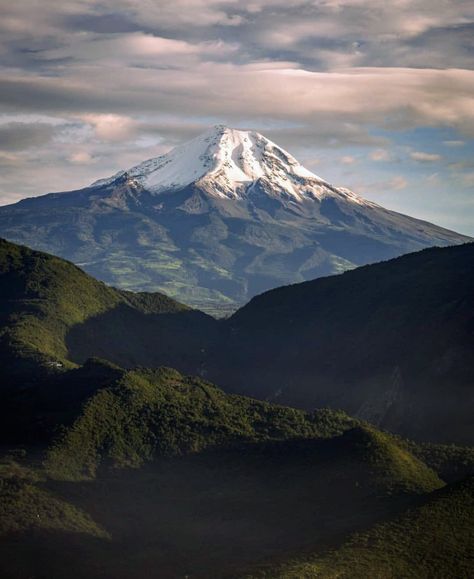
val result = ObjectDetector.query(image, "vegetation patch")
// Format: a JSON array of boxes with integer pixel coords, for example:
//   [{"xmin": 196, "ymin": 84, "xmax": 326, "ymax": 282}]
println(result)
[{"xmin": 44, "ymin": 367, "xmax": 355, "ymax": 480}]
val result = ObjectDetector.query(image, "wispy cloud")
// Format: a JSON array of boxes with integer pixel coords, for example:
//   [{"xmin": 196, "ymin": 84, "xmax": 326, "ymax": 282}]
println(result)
[
  {"xmin": 340, "ymin": 155, "xmax": 357, "ymax": 165},
  {"xmin": 443, "ymin": 140, "xmax": 465, "ymax": 147},
  {"xmin": 388, "ymin": 175, "xmax": 409, "ymax": 190},
  {"xmin": 410, "ymin": 151, "xmax": 442, "ymax": 162},
  {"xmin": 369, "ymin": 149, "xmax": 391, "ymax": 162}
]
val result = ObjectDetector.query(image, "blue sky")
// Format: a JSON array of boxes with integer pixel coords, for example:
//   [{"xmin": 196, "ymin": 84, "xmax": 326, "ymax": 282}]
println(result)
[{"xmin": 0, "ymin": 0, "xmax": 473, "ymax": 234}]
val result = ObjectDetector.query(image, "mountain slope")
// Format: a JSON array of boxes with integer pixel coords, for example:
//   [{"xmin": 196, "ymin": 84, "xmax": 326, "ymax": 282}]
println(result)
[
  {"xmin": 208, "ymin": 242, "xmax": 474, "ymax": 444},
  {"xmin": 0, "ymin": 126, "xmax": 469, "ymax": 313},
  {"xmin": 0, "ymin": 238, "xmax": 214, "ymax": 386},
  {"xmin": 0, "ymin": 460, "xmax": 107, "ymax": 539}
]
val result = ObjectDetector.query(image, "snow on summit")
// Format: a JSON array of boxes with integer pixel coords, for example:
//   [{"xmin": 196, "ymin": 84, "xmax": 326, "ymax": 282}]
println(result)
[{"xmin": 92, "ymin": 125, "xmax": 328, "ymax": 201}]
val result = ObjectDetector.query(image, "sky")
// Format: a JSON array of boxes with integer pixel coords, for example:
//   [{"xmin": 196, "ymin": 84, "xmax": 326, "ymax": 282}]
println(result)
[{"xmin": 0, "ymin": 1, "xmax": 473, "ymax": 235}]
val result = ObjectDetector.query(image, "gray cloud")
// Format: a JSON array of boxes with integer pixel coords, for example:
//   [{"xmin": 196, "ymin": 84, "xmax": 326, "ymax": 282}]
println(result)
[
  {"xmin": 263, "ymin": 123, "xmax": 389, "ymax": 149},
  {"xmin": 2, "ymin": 64, "xmax": 473, "ymax": 138},
  {"xmin": 0, "ymin": 122, "xmax": 55, "ymax": 151}
]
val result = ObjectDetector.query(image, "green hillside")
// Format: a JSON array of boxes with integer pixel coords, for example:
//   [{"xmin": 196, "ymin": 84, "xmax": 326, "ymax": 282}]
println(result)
[
  {"xmin": 0, "ymin": 238, "xmax": 213, "ymax": 385},
  {"xmin": 0, "ymin": 359, "xmax": 451, "ymax": 578},
  {"xmin": 0, "ymin": 458, "xmax": 106, "ymax": 539},
  {"xmin": 328, "ymin": 426, "xmax": 443, "ymax": 496},
  {"xmin": 0, "ymin": 415, "xmax": 446, "ymax": 579},
  {"xmin": 44, "ymin": 366, "xmax": 355, "ymax": 480},
  {"xmin": 409, "ymin": 441, "xmax": 474, "ymax": 483}
]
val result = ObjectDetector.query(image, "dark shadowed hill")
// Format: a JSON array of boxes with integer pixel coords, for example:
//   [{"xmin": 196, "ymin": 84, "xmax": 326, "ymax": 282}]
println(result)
[
  {"xmin": 0, "ymin": 239, "xmax": 472, "ymax": 578},
  {"xmin": 1, "ymin": 238, "xmax": 473, "ymax": 444},
  {"xmin": 0, "ymin": 365, "xmax": 451, "ymax": 579},
  {"xmin": 208, "ymin": 243, "xmax": 474, "ymax": 444},
  {"xmin": 244, "ymin": 476, "xmax": 474, "ymax": 579}
]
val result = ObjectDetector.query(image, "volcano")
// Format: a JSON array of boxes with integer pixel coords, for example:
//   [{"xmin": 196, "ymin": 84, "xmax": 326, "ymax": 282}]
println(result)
[{"xmin": 0, "ymin": 125, "xmax": 469, "ymax": 314}]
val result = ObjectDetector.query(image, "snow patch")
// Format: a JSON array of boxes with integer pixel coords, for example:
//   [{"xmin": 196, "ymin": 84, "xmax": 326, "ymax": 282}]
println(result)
[{"xmin": 91, "ymin": 125, "xmax": 374, "ymax": 207}]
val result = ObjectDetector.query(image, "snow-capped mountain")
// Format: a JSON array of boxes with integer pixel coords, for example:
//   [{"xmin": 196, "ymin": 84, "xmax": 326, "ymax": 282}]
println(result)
[
  {"xmin": 92, "ymin": 125, "xmax": 377, "ymax": 208},
  {"xmin": 0, "ymin": 125, "xmax": 470, "ymax": 314},
  {"xmin": 92, "ymin": 125, "xmax": 322, "ymax": 200}
]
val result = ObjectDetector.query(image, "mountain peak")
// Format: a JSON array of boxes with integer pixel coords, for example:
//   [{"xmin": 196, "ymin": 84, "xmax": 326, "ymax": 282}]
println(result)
[{"xmin": 92, "ymin": 125, "xmax": 325, "ymax": 200}]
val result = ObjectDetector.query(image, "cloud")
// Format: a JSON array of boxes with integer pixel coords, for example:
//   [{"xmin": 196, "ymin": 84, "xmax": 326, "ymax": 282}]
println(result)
[
  {"xmin": 388, "ymin": 175, "xmax": 408, "ymax": 190},
  {"xmin": 34, "ymin": 31, "xmax": 239, "ymax": 69},
  {"xmin": 0, "ymin": 122, "xmax": 55, "ymax": 150},
  {"xmin": 443, "ymin": 140, "xmax": 465, "ymax": 147},
  {"xmin": 369, "ymin": 149, "xmax": 391, "ymax": 161},
  {"xmin": 265, "ymin": 123, "xmax": 389, "ymax": 149},
  {"xmin": 410, "ymin": 151, "xmax": 442, "ymax": 162},
  {"xmin": 449, "ymin": 159, "xmax": 474, "ymax": 171},
  {"xmin": 2, "ymin": 2, "xmax": 474, "ymax": 76},
  {"xmin": 334, "ymin": 172, "xmax": 410, "ymax": 203},
  {"xmin": 462, "ymin": 172, "xmax": 474, "ymax": 186},
  {"xmin": 425, "ymin": 172, "xmax": 440, "ymax": 185},
  {"xmin": 68, "ymin": 150, "xmax": 96, "ymax": 164},
  {"xmin": 340, "ymin": 155, "xmax": 356, "ymax": 164},
  {"xmin": 80, "ymin": 114, "xmax": 138, "ymax": 141},
  {"xmin": 0, "ymin": 151, "xmax": 22, "ymax": 166},
  {"xmin": 2, "ymin": 66, "xmax": 474, "ymax": 138},
  {"xmin": 1, "ymin": 3, "xmax": 474, "ymax": 140},
  {"xmin": 302, "ymin": 157, "xmax": 321, "ymax": 169}
]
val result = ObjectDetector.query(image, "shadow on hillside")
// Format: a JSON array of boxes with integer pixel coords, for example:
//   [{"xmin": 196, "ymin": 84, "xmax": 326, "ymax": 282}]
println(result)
[
  {"xmin": 39, "ymin": 436, "xmax": 424, "ymax": 579},
  {"xmin": 65, "ymin": 303, "xmax": 218, "ymax": 374}
]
